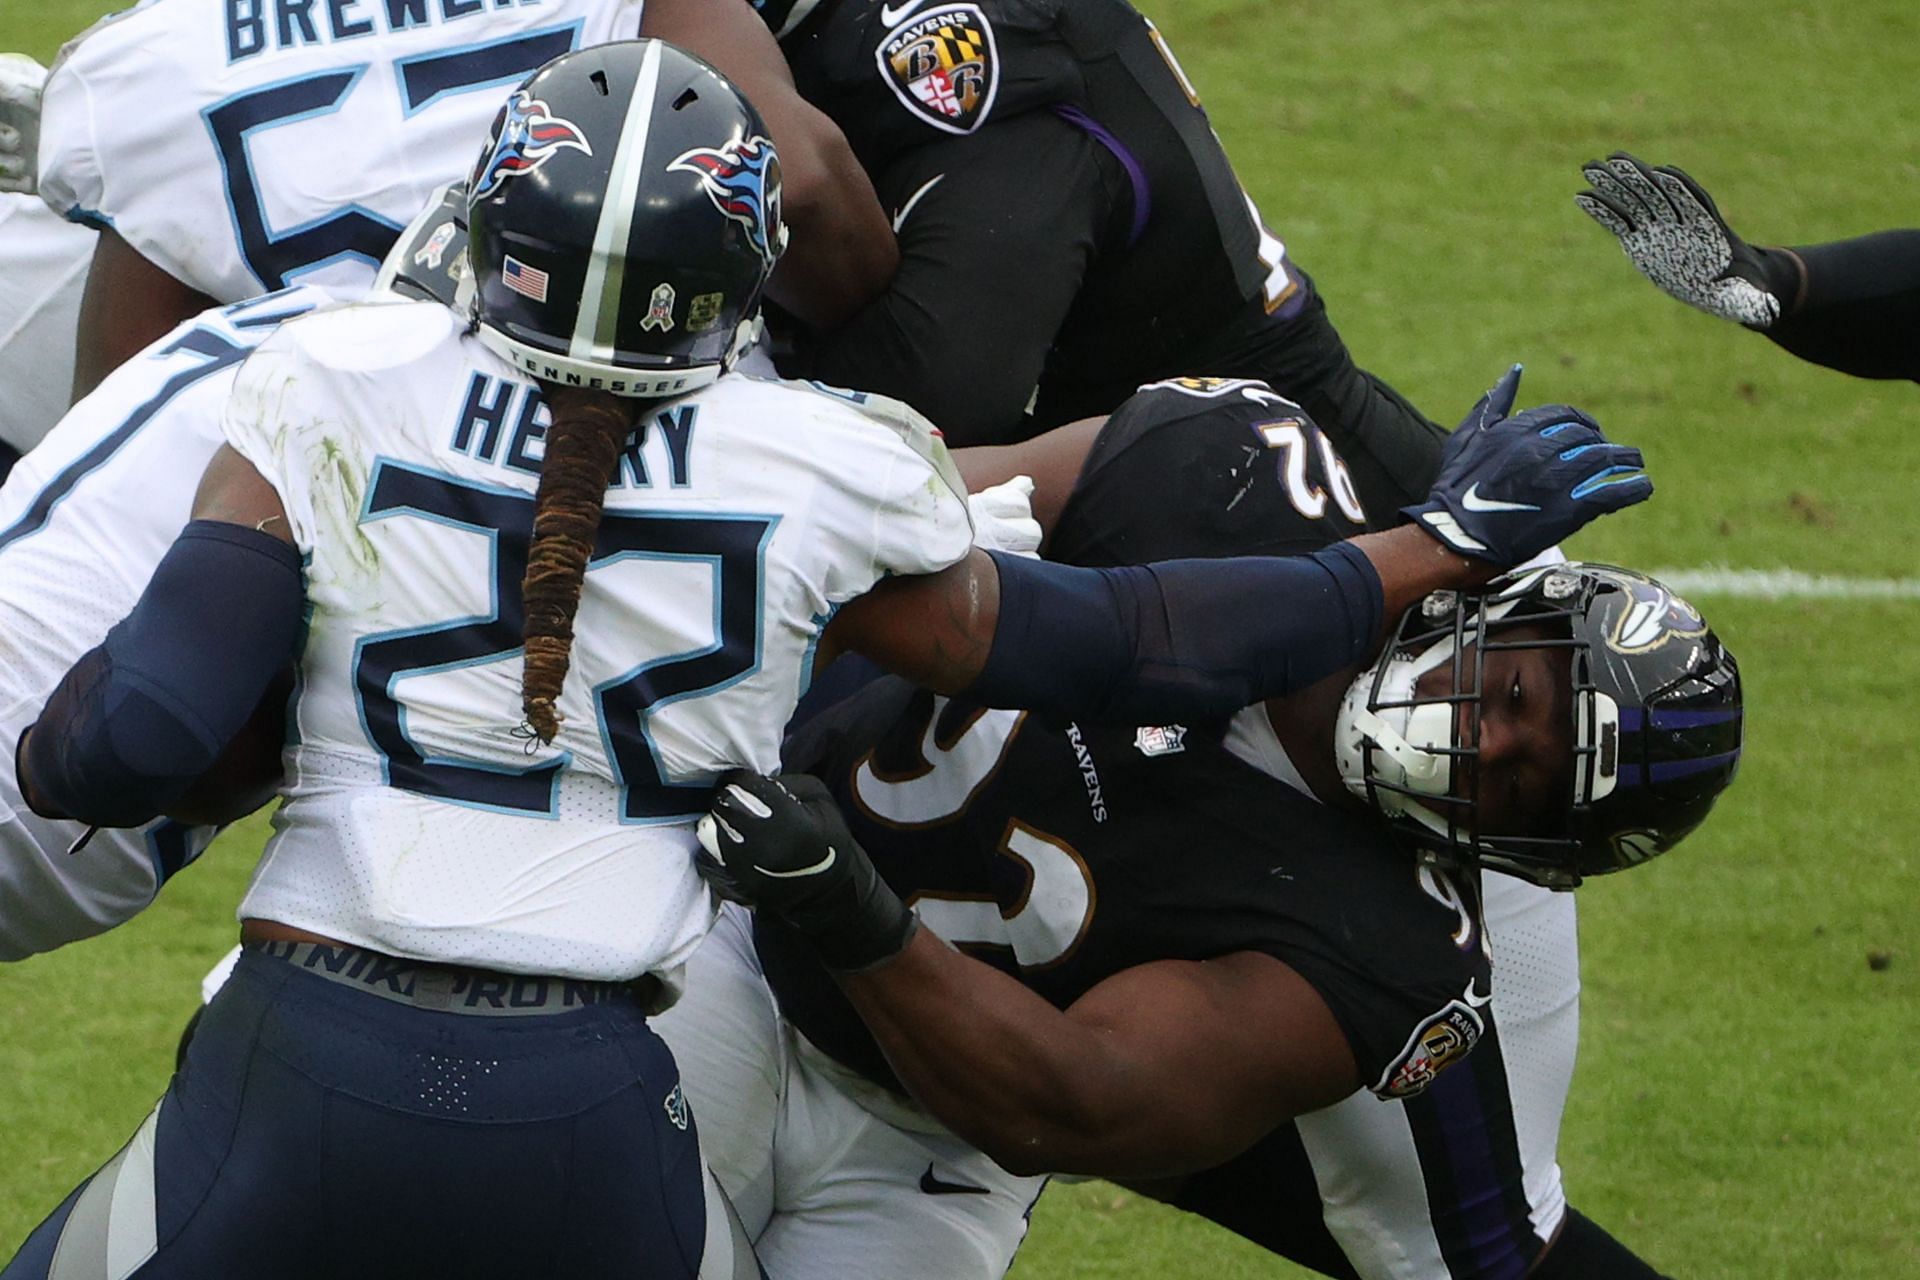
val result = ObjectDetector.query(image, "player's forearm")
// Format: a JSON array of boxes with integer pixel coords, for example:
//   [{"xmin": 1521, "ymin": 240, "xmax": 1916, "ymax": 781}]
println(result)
[
  {"xmin": 838, "ymin": 930, "xmax": 1192, "ymax": 1178},
  {"xmin": 764, "ymin": 125, "xmax": 901, "ymax": 329},
  {"xmin": 17, "ymin": 521, "xmax": 302, "ymax": 826},
  {"xmin": 1348, "ymin": 523, "xmax": 1501, "ymax": 621},
  {"xmin": 966, "ymin": 543, "xmax": 1387, "ymax": 724},
  {"xmin": 72, "ymin": 230, "xmax": 216, "ymax": 400},
  {"xmin": 1765, "ymin": 231, "xmax": 1920, "ymax": 381},
  {"xmin": 640, "ymin": 0, "xmax": 898, "ymax": 329}
]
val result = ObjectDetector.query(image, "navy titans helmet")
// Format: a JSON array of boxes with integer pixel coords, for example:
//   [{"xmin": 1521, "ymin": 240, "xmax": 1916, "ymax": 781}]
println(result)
[
  {"xmin": 1335, "ymin": 563, "xmax": 1744, "ymax": 889},
  {"xmin": 466, "ymin": 40, "xmax": 787, "ymax": 398}
]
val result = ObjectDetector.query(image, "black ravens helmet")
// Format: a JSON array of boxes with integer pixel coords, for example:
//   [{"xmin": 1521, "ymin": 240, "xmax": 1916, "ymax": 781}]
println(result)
[
  {"xmin": 1336, "ymin": 563, "xmax": 1743, "ymax": 889},
  {"xmin": 466, "ymin": 40, "xmax": 787, "ymax": 398}
]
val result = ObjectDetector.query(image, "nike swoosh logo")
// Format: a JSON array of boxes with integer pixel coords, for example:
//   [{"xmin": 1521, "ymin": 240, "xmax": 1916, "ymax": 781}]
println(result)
[
  {"xmin": 892, "ymin": 173, "xmax": 945, "ymax": 232},
  {"xmin": 759, "ymin": 847, "xmax": 838, "ymax": 879},
  {"xmin": 1460, "ymin": 484, "xmax": 1539, "ymax": 513},
  {"xmin": 880, "ymin": 0, "xmax": 932, "ymax": 25},
  {"xmin": 919, "ymin": 1164, "xmax": 991, "ymax": 1196}
]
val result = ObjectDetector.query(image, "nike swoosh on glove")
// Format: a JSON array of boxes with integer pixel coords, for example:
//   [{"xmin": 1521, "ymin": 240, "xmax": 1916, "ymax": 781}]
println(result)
[
  {"xmin": 1576, "ymin": 152, "xmax": 1790, "ymax": 328},
  {"xmin": 1403, "ymin": 365, "xmax": 1652, "ymax": 565},
  {"xmin": 696, "ymin": 770, "xmax": 918, "ymax": 972}
]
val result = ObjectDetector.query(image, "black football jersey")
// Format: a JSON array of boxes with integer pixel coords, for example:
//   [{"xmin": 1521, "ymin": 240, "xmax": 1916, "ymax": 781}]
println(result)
[
  {"xmin": 770, "ymin": 0, "xmax": 1296, "ymax": 425},
  {"xmin": 1051, "ymin": 376, "xmax": 1390, "ymax": 576},
  {"xmin": 764, "ymin": 674, "xmax": 1495, "ymax": 1103}
]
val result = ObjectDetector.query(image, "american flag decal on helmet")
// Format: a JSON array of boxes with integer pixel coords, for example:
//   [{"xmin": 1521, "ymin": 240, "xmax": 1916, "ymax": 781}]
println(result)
[
  {"xmin": 471, "ymin": 90, "xmax": 593, "ymax": 201},
  {"xmin": 502, "ymin": 255, "xmax": 549, "ymax": 302},
  {"xmin": 667, "ymin": 135, "xmax": 785, "ymax": 266}
]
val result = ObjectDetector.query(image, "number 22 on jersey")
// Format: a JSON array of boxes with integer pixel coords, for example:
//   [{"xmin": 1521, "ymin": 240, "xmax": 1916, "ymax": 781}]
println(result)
[{"xmin": 354, "ymin": 461, "xmax": 774, "ymax": 823}]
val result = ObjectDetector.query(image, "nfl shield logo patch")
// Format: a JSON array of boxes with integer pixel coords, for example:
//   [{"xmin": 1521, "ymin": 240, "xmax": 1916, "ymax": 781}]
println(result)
[{"xmin": 876, "ymin": 3, "xmax": 999, "ymax": 135}]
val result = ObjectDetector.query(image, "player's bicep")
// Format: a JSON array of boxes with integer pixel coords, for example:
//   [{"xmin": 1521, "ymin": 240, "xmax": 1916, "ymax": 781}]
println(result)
[
  {"xmin": 954, "ymin": 417, "xmax": 1104, "ymax": 538},
  {"xmin": 191, "ymin": 444, "xmax": 293, "ymax": 547},
  {"xmin": 1062, "ymin": 952, "xmax": 1360, "ymax": 1170},
  {"xmin": 823, "ymin": 549, "xmax": 1001, "ymax": 694},
  {"xmin": 799, "ymin": 116, "xmax": 1113, "ymax": 444},
  {"xmin": 73, "ymin": 229, "xmax": 215, "ymax": 399}
]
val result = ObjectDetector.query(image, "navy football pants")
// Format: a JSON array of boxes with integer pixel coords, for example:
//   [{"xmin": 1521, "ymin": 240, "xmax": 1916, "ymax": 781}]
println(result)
[{"xmin": 3, "ymin": 945, "xmax": 760, "ymax": 1279}]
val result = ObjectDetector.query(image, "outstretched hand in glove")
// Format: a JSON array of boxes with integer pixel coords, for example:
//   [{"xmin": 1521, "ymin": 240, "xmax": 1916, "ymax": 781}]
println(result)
[
  {"xmin": 1576, "ymin": 151, "xmax": 1801, "ymax": 328},
  {"xmin": 1402, "ymin": 365, "xmax": 1651, "ymax": 566}
]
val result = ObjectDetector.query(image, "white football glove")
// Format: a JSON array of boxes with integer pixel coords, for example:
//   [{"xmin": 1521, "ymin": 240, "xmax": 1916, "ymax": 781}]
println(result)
[
  {"xmin": 966, "ymin": 475, "xmax": 1042, "ymax": 559},
  {"xmin": 1576, "ymin": 152, "xmax": 1786, "ymax": 329},
  {"xmin": 0, "ymin": 53, "xmax": 47, "ymax": 196}
]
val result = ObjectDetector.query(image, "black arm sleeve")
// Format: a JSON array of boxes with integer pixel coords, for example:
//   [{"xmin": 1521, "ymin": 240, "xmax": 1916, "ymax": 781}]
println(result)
[
  {"xmin": 19, "ymin": 521, "xmax": 304, "ymax": 826},
  {"xmin": 1766, "ymin": 229, "xmax": 1920, "ymax": 382},
  {"xmin": 967, "ymin": 542, "xmax": 1381, "ymax": 725},
  {"xmin": 790, "ymin": 110, "xmax": 1121, "ymax": 445}
]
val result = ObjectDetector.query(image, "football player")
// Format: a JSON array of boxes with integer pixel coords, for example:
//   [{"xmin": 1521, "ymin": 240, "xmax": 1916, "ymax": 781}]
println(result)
[
  {"xmin": 4, "ymin": 44, "xmax": 1643, "ymax": 1276},
  {"xmin": 0, "ymin": 53, "xmax": 93, "ymax": 477},
  {"xmin": 0, "ymin": 177, "xmax": 481, "ymax": 964},
  {"xmin": 1578, "ymin": 152, "xmax": 1920, "ymax": 382},
  {"xmin": 34, "ymin": 0, "xmax": 895, "ymax": 401},
  {"xmin": 666, "ymin": 376, "xmax": 1739, "ymax": 1280},
  {"xmin": 746, "ymin": 0, "xmax": 1448, "ymax": 520}
]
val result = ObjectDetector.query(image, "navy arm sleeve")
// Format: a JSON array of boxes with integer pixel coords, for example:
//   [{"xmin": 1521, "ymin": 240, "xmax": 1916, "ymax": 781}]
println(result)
[
  {"xmin": 18, "ymin": 520, "xmax": 304, "ymax": 827},
  {"xmin": 1766, "ymin": 229, "xmax": 1920, "ymax": 382},
  {"xmin": 968, "ymin": 542, "xmax": 1381, "ymax": 725}
]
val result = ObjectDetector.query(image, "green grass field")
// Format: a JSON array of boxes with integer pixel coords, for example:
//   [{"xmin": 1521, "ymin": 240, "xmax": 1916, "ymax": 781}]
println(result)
[{"xmin": 3, "ymin": 1, "xmax": 1917, "ymax": 1275}]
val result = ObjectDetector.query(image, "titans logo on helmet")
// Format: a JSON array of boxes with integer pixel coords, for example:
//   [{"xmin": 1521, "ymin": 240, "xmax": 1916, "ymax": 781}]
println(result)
[
  {"xmin": 471, "ymin": 90, "xmax": 593, "ymax": 201},
  {"xmin": 667, "ymin": 135, "xmax": 786, "ymax": 267}
]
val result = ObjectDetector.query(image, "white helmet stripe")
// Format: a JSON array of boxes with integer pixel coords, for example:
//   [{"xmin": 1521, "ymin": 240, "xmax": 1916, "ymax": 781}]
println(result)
[{"xmin": 572, "ymin": 41, "xmax": 665, "ymax": 364}]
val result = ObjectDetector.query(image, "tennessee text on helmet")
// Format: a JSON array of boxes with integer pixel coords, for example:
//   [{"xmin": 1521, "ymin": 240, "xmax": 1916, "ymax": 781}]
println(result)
[
  {"xmin": 1335, "ymin": 563, "xmax": 1742, "ymax": 888},
  {"xmin": 465, "ymin": 40, "xmax": 788, "ymax": 399}
]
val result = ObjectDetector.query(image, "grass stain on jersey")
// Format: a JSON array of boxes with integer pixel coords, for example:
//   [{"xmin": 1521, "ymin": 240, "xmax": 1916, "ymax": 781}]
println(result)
[{"xmin": 305, "ymin": 434, "xmax": 381, "ymax": 605}]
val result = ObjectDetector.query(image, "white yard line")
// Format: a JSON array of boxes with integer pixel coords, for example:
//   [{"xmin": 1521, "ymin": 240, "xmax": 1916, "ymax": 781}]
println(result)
[{"xmin": 1650, "ymin": 567, "xmax": 1920, "ymax": 600}]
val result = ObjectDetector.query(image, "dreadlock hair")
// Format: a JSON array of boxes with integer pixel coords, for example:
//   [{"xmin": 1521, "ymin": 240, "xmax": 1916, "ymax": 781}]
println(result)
[{"xmin": 519, "ymin": 388, "xmax": 642, "ymax": 743}]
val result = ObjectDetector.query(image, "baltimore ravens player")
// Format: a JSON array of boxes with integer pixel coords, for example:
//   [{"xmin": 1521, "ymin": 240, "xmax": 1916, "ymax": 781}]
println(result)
[
  {"xmin": 35, "ymin": 0, "xmax": 894, "ymax": 400},
  {"xmin": 5, "ymin": 43, "xmax": 1644, "ymax": 1277},
  {"xmin": 750, "ymin": 0, "xmax": 1447, "ymax": 520},
  {"xmin": 1578, "ymin": 151, "xmax": 1920, "ymax": 382},
  {"xmin": 673, "ymin": 376, "xmax": 1739, "ymax": 1280}
]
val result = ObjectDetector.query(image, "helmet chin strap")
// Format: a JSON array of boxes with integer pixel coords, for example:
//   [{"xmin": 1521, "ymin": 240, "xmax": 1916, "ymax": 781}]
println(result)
[{"xmin": 1343, "ymin": 703, "xmax": 1452, "ymax": 793}]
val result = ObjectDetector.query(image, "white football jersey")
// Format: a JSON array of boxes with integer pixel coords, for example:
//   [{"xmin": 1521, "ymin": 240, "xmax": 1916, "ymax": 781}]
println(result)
[
  {"xmin": 0, "ymin": 192, "xmax": 95, "ymax": 454},
  {"xmin": 0, "ymin": 286, "xmax": 329, "ymax": 961},
  {"xmin": 223, "ymin": 299, "xmax": 974, "ymax": 981},
  {"xmin": 38, "ymin": 0, "xmax": 644, "ymax": 302}
]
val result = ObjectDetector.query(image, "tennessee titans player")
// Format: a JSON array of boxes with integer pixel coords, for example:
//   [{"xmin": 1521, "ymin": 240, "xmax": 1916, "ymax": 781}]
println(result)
[
  {"xmin": 5, "ymin": 45, "xmax": 1643, "ymax": 1277},
  {"xmin": 35, "ymin": 0, "xmax": 894, "ymax": 401},
  {"xmin": 0, "ymin": 53, "xmax": 93, "ymax": 474},
  {"xmin": 0, "ymin": 178, "xmax": 476, "ymax": 966}
]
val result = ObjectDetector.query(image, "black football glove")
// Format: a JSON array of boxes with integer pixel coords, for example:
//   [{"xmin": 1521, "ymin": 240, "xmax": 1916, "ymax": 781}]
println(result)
[
  {"xmin": 1403, "ymin": 365, "xmax": 1651, "ymax": 565},
  {"xmin": 695, "ymin": 770, "xmax": 918, "ymax": 972},
  {"xmin": 1576, "ymin": 152, "xmax": 1799, "ymax": 329}
]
